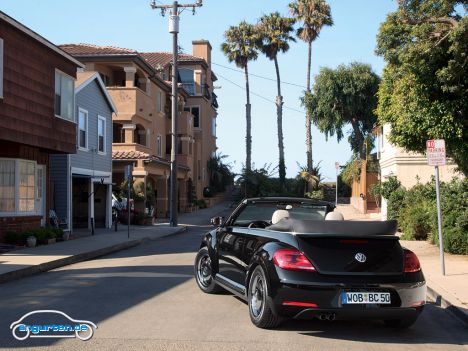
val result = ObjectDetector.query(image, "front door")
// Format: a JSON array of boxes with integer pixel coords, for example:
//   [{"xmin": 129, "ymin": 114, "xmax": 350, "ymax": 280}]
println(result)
[{"xmin": 36, "ymin": 165, "xmax": 46, "ymax": 226}]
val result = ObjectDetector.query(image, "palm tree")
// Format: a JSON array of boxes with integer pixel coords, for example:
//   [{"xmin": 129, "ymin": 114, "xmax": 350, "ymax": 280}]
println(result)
[
  {"xmin": 257, "ymin": 12, "xmax": 296, "ymax": 191},
  {"xmin": 221, "ymin": 21, "xmax": 259, "ymax": 174},
  {"xmin": 289, "ymin": 0, "xmax": 332, "ymax": 174}
]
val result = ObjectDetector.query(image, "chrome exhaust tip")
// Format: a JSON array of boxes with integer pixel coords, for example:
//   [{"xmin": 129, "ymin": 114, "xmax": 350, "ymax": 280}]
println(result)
[
  {"xmin": 319, "ymin": 314, "xmax": 327, "ymax": 320},
  {"xmin": 328, "ymin": 313, "xmax": 336, "ymax": 321}
]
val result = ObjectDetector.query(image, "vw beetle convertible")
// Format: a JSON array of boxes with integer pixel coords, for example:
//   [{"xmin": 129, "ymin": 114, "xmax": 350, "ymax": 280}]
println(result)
[{"xmin": 194, "ymin": 197, "xmax": 426, "ymax": 329}]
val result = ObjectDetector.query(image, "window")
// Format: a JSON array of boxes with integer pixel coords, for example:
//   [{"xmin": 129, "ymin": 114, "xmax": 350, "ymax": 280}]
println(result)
[
  {"xmin": 157, "ymin": 91, "xmax": 163, "ymax": 113},
  {"xmin": 78, "ymin": 109, "xmax": 88, "ymax": 149},
  {"xmin": 178, "ymin": 68, "xmax": 195, "ymax": 95},
  {"xmin": 98, "ymin": 116, "xmax": 106, "ymax": 153},
  {"xmin": 157, "ymin": 134, "xmax": 162, "ymax": 157},
  {"xmin": 19, "ymin": 161, "xmax": 35, "ymax": 212},
  {"xmin": 184, "ymin": 106, "xmax": 200, "ymax": 128},
  {"xmin": 0, "ymin": 38, "xmax": 4, "ymax": 99},
  {"xmin": 0, "ymin": 160, "xmax": 15, "ymax": 212},
  {"xmin": 0, "ymin": 159, "xmax": 37, "ymax": 215},
  {"xmin": 212, "ymin": 118, "xmax": 216, "ymax": 137},
  {"xmin": 55, "ymin": 70, "xmax": 74, "ymax": 121}
]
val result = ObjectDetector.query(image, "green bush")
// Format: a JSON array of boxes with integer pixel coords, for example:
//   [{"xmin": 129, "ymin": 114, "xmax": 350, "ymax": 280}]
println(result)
[
  {"xmin": 196, "ymin": 199, "xmax": 207, "ymax": 209},
  {"xmin": 400, "ymin": 203, "xmax": 433, "ymax": 240},
  {"xmin": 387, "ymin": 188, "xmax": 406, "ymax": 222},
  {"xmin": 305, "ymin": 189, "xmax": 324, "ymax": 200},
  {"xmin": 5, "ymin": 231, "xmax": 19, "ymax": 245},
  {"xmin": 381, "ymin": 176, "xmax": 401, "ymax": 199}
]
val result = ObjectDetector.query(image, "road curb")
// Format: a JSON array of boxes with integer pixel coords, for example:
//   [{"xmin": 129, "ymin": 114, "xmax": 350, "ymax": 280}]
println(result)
[
  {"xmin": 426, "ymin": 284, "xmax": 468, "ymax": 326},
  {"xmin": 0, "ymin": 226, "xmax": 187, "ymax": 285}
]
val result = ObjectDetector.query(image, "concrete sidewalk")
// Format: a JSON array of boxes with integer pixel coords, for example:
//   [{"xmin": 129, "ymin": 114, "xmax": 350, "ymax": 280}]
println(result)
[
  {"xmin": 338, "ymin": 204, "xmax": 468, "ymax": 325},
  {"xmin": 0, "ymin": 201, "xmax": 232, "ymax": 284}
]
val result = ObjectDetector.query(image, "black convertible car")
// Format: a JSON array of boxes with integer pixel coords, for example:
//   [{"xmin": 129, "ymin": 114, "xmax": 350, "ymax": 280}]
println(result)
[{"xmin": 194, "ymin": 197, "xmax": 426, "ymax": 329}]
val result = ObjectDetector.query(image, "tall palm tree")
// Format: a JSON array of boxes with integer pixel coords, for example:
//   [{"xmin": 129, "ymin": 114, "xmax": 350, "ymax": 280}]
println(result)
[
  {"xmin": 289, "ymin": 0, "xmax": 333, "ymax": 174},
  {"xmin": 257, "ymin": 12, "xmax": 296, "ymax": 191},
  {"xmin": 221, "ymin": 21, "xmax": 259, "ymax": 174}
]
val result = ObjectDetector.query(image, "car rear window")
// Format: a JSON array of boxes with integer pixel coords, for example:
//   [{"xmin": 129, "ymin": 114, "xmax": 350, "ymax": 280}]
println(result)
[{"xmin": 233, "ymin": 202, "xmax": 327, "ymax": 226}]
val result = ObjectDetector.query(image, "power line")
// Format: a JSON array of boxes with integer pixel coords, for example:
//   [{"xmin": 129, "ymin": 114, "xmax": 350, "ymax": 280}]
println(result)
[
  {"xmin": 215, "ymin": 72, "xmax": 306, "ymax": 115},
  {"xmin": 212, "ymin": 62, "xmax": 307, "ymax": 89}
]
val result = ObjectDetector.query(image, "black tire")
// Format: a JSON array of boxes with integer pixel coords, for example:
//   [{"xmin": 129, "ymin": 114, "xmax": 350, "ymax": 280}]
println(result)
[
  {"xmin": 194, "ymin": 247, "xmax": 222, "ymax": 293},
  {"xmin": 248, "ymin": 265, "xmax": 282, "ymax": 329},
  {"xmin": 384, "ymin": 312, "xmax": 420, "ymax": 329}
]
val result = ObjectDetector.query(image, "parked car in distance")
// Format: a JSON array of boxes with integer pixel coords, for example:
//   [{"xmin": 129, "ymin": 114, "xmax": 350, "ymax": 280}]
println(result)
[{"xmin": 194, "ymin": 197, "xmax": 426, "ymax": 329}]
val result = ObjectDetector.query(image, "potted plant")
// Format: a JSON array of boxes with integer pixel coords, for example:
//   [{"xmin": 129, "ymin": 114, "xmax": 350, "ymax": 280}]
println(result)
[{"xmin": 26, "ymin": 234, "xmax": 37, "ymax": 248}]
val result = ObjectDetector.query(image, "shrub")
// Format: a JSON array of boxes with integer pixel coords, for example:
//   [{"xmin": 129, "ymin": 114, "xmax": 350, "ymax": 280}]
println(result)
[
  {"xmin": 305, "ymin": 189, "xmax": 324, "ymax": 200},
  {"xmin": 196, "ymin": 199, "xmax": 207, "ymax": 209},
  {"xmin": 5, "ymin": 231, "xmax": 19, "ymax": 245},
  {"xmin": 387, "ymin": 188, "xmax": 406, "ymax": 222},
  {"xmin": 400, "ymin": 203, "xmax": 433, "ymax": 240},
  {"xmin": 380, "ymin": 176, "xmax": 401, "ymax": 199}
]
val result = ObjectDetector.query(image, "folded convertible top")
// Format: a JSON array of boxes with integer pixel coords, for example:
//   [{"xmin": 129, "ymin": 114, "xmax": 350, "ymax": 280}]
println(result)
[{"xmin": 267, "ymin": 218, "xmax": 397, "ymax": 236}]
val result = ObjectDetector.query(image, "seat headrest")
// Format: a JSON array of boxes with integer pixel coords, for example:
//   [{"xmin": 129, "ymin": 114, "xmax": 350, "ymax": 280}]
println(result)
[
  {"xmin": 271, "ymin": 209, "xmax": 289, "ymax": 224},
  {"xmin": 325, "ymin": 211, "xmax": 344, "ymax": 221}
]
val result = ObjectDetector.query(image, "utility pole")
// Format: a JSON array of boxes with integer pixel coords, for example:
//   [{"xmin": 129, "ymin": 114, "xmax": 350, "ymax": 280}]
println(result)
[{"xmin": 150, "ymin": 0, "xmax": 203, "ymax": 227}]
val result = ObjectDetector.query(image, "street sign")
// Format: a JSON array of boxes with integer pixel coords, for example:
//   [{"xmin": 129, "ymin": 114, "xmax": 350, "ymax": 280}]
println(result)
[
  {"xmin": 426, "ymin": 139, "xmax": 446, "ymax": 166},
  {"xmin": 124, "ymin": 165, "xmax": 133, "ymax": 181},
  {"xmin": 426, "ymin": 139, "xmax": 446, "ymax": 275}
]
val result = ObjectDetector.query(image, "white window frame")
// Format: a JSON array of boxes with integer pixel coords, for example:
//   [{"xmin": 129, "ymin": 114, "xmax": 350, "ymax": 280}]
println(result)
[
  {"xmin": 0, "ymin": 38, "xmax": 4, "ymax": 99},
  {"xmin": 78, "ymin": 108, "xmax": 88, "ymax": 151},
  {"xmin": 157, "ymin": 134, "xmax": 162, "ymax": 157},
  {"xmin": 97, "ymin": 115, "xmax": 106, "ymax": 155},
  {"xmin": 0, "ymin": 158, "xmax": 37, "ymax": 217},
  {"xmin": 54, "ymin": 69, "xmax": 75, "ymax": 121}
]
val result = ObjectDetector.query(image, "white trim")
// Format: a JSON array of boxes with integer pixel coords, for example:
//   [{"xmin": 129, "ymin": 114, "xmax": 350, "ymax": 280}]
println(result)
[
  {"xmin": 77, "ymin": 107, "xmax": 88, "ymax": 151},
  {"xmin": 75, "ymin": 72, "xmax": 117, "ymax": 113},
  {"xmin": 71, "ymin": 167, "xmax": 112, "ymax": 178},
  {"xmin": 67, "ymin": 154, "xmax": 72, "ymax": 232},
  {"xmin": 157, "ymin": 134, "xmax": 162, "ymax": 157},
  {"xmin": 0, "ymin": 38, "xmax": 4, "ymax": 99},
  {"xmin": 97, "ymin": 115, "xmax": 106, "ymax": 155},
  {"xmin": 132, "ymin": 170, "xmax": 148, "ymax": 176},
  {"xmin": 0, "ymin": 11, "xmax": 84, "ymax": 68}
]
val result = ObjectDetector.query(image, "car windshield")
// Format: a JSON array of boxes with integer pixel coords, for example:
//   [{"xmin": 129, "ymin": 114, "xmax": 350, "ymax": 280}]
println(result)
[{"xmin": 232, "ymin": 202, "xmax": 328, "ymax": 226}]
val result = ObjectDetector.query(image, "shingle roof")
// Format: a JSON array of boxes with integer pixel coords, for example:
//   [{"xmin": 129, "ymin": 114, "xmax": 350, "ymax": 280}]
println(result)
[
  {"xmin": 141, "ymin": 52, "xmax": 205, "ymax": 69},
  {"xmin": 112, "ymin": 150, "xmax": 150, "ymax": 160},
  {"xmin": 59, "ymin": 43, "xmax": 138, "ymax": 56}
]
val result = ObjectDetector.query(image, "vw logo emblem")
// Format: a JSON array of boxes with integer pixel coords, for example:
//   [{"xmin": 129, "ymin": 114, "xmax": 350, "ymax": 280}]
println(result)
[{"xmin": 355, "ymin": 253, "xmax": 366, "ymax": 263}]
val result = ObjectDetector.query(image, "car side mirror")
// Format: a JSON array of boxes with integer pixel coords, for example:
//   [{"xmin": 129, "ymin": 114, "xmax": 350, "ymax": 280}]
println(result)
[{"xmin": 210, "ymin": 216, "xmax": 224, "ymax": 227}]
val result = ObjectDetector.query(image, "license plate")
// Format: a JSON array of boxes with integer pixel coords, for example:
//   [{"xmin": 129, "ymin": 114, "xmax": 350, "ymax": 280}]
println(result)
[{"xmin": 341, "ymin": 292, "xmax": 391, "ymax": 304}]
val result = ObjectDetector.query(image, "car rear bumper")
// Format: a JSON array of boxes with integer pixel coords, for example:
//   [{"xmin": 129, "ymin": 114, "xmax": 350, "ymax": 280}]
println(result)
[{"xmin": 271, "ymin": 281, "xmax": 426, "ymax": 320}]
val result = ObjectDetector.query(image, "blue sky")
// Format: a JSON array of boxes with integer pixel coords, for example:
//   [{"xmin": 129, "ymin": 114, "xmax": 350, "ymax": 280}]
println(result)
[{"xmin": 2, "ymin": 0, "xmax": 398, "ymax": 181}]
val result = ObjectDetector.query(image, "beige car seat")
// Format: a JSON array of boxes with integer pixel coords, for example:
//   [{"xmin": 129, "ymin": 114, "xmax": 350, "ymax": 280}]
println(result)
[
  {"xmin": 271, "ymin": 209, "xmax": 290, "ymax": 224},
  {"xmin": 325, "ymin": 211, "xmax": 344, "ymax": 221}
]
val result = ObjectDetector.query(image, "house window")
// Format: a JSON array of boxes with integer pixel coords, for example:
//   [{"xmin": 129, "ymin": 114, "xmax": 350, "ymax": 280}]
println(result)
[
  {"xmin": 179, "ymin": 68, "xmax": 195, "ymax": 95},
  {"xmin": 55, "ymin": 70, "xmax": 74, "ymax": 121},
  {"xmin": 98, "ymin": 116, "xmax": 106, "ymax": 153},
  {"xmin": 0, "ymin": 159, "xmax": 37, "ymax": 215},
  {"xmin": 0, "ymin": 38, "xmax": 4, "ymax": 99},
  {"xmin": 0, "ymin": 160, "xmax": 15, "ymax": 212},
  {"xmin": 78, "ymin": 109, "xmax": 88, "ymax": 149},
  {"xmin": 157, "ymin": 91, "xmax": 163, "ymax": 113},
  {"xmin": 184, "ymin": 106, "xmax": 200, "ymax": 128},
  {"xmin": 212, "ymin": 118, "xmax": 216, "ymax": 137},
  {"xmin": 157, "ymin": 134, "xmax": 162, "ymax": 157}
]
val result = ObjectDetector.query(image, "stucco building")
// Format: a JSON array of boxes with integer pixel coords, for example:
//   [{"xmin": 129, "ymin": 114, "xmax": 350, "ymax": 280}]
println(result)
[{"xmin": 59, "ymin": 40, "xmax": 218, "ymax": 217}]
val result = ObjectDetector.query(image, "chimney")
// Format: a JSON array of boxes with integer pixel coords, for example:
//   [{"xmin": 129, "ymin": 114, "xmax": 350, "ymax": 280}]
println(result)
[{"xmin": 192, "ymin": 40, "xmax": 211, "ymax": 66}]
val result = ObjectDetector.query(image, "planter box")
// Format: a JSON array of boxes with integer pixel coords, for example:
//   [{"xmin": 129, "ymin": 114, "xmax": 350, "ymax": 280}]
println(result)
[{"xmin": 45, "ymin": 238, "xmax": 56, "ymax": 245}]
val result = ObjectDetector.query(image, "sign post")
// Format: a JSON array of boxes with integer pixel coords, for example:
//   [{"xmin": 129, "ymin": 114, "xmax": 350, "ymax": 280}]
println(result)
[
  {"xmin": 426, "ymin": 139, "xmax": 446, "ymax": 275},
  {"xmin": 335, "ymin": 162, "xmax": 340, "ymax": 206},
  {"xmin": 124, "ymin": 165, "xmax": 133, "ymax": 239}
]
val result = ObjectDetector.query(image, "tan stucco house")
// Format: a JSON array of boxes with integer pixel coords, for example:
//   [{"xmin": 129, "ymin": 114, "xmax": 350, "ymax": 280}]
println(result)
[{"xmin": 59, "ymin": 40, "xmax": 218, "ymax": 217}]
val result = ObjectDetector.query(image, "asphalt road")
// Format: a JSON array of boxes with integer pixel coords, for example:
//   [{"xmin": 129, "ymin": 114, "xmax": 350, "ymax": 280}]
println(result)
[{"xmin": 0, "ymin": 210, "xmax": 466, "ymax": 351}]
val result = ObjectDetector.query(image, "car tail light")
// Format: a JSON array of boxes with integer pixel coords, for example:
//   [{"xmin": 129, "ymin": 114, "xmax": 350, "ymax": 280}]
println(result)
[
  {"xmin": 273, "ymin": 249, "xmax": 316, "ymax": 272},
  {"xmin": 404, "ymin": 250, "xmax": 421, "ymax": 272}
]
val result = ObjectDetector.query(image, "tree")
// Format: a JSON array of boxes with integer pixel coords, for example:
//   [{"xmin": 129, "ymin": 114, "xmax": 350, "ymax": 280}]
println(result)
[
  {"xmin": 304, "ymin": 62, "xmax": 381, "ymax": 159},
  {"xmin": 289, "ymin": 0, "xmax": 333, "ymax": 173},
  {"xmin": 257, "ymin": 12, "xmax": 296, "ymax": 191},
  {"xmin": 376, "ymin": 0, "xmax": 467, "ymax": 175},
  {"xmin": 221, "ymin": 21, "xmax": 259, "ymax": 173}
]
